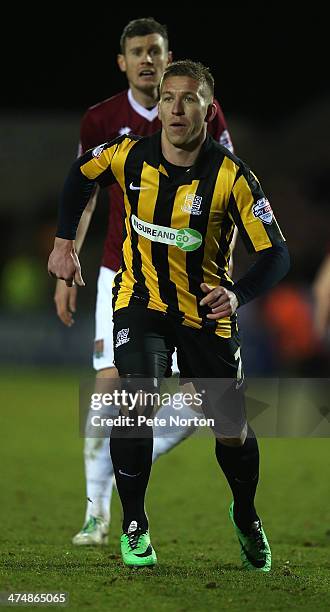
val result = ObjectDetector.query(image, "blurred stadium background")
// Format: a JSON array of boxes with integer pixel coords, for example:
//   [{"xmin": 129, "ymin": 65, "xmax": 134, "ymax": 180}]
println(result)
[{"xmin": 1, "ymin": 71, "xmax": 329, "ymax": 373}]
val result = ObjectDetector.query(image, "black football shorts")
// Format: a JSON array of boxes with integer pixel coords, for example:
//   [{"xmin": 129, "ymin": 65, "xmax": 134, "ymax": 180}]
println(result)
[{"xmin": 113, "ymin": 303, "xmax": 242, "ymax": 379}]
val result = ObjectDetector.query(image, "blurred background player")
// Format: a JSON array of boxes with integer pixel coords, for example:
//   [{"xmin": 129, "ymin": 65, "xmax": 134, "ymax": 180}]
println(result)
[
  {"xmin": 313, "ymin": 251, "xmax": 330, "ymax": 340},
  {"xmin": 53, "ymin": 17, "xmax": 234, "ymax": 546}
]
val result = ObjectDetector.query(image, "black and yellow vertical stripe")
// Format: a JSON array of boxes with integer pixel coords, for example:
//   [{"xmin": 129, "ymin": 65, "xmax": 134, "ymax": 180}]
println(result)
[{"xmin": 80, "ymin": 132, "xmax": 285, "ymax": 337}]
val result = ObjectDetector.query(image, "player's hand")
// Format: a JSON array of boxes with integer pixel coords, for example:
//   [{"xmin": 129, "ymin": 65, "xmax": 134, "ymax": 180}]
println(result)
[
  {"xmin": 200, "ymin": 283, "xmax": 238, "ymax": 320},
  {"xmin": 48, "ymin": 237, "xmax": 85, "ymax": 288},
  {"xmin": 54, "ymin": 279, "xmax": 78, "ymax": 327}
]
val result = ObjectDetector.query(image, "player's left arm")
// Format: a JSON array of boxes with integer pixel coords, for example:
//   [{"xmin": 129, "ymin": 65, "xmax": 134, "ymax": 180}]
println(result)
[
  {"xmin": 200, "ymin": 165, "xmax": 290, "ymax": 319},
  {"xmin": 229, "ymin": 164, "xmax": 290, "ymax": 307},
  {"xmin": 208, "ymin": 98, "xmax": 236, "ymax": 275},
  {"xmin": 200, "ymin": 245, "xmax": 289, "ymax": 320}
]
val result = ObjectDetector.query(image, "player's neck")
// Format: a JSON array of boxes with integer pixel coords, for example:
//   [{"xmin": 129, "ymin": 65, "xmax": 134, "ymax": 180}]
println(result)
[
  {"xmin": 129, "ymin": 84, "xmax": 158, "ymax": 110},
  {"xmin": 160, "ymin": 129, "xmax": 206, "ymax": 167}
]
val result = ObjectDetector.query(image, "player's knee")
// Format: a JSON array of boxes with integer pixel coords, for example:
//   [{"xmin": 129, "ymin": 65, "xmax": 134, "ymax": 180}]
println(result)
[
  {"xmin": 217, "ymin": 426, "xmax": 247, "ymax": 447},
  {"xmin": 84, "ymin": 437, "xmax": 108, "ymax": 460},
  {"xmin": 98, "ymin": 370, "xmax": 158, "ymax": 440},
  {"xmin": 217, "ymin": 437, "xmax": 243, "ymax": 448},
  {"xmin": 96, "ymin": 366, "xmax": 118, "ymax": 380},
  {"xmin": 152, "ymin": 436, "xmax": 172, "ymax": 460},
  {"xmin": 94, "ymin": 367, "xmax": 119, "ymax": 395},
  {"xmin": 117, "ymin": 374, "xmax": 158, "ymax": 421}
]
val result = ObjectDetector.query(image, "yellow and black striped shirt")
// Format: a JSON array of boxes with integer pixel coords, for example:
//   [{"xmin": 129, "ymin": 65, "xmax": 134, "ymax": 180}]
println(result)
[{"xmin": 79, "ymin": 132, "xmax": 285, "ymax": 337}]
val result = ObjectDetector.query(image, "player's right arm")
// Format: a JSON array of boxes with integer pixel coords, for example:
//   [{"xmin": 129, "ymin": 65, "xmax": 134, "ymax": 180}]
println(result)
[
  {"xmin": 54, "ymin": 186, "xmax": 99, "ymax": 326},
  {"xmin": 48, "ymin": 237, "xmax": 85, "ymax": 288},
  {"xmin": 48, "ymin": 138, "xmax": 126, "ymax": 288}
]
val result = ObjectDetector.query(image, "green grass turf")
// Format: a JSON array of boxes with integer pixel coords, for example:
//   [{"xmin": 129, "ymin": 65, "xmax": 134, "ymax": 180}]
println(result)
[{"xmin": 1, "ymin": 369, "xmax": 330, "ymax": 611}]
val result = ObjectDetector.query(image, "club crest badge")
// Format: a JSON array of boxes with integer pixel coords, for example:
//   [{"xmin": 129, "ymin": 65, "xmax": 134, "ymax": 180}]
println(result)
[
  {"xmin": 181, "ymin": 194, "xmax": 203, "ymax": 215},
  {"xmin": 115, "ymin": 328, "xmax": 130, "ymax": 348}
]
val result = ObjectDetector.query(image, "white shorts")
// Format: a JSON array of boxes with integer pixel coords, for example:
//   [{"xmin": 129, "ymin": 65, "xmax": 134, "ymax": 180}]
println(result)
[{"xmin": 93, "ymin": 266, "xmax": 179, "ymax": 374}]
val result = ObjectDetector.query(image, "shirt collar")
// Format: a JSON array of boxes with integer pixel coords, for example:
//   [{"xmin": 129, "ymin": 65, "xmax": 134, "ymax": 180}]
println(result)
[
  {"xmin": 127, "ymin": 89, "xmax": 158, "ymax": 122},
  {"xmin": 147, "ymin": 131, "xmax": 213, "ymax": 179}
]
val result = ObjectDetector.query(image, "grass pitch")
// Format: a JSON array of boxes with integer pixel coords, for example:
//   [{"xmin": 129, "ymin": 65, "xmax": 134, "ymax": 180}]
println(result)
[{"xmin": 1, "ymin": 369, "xmax": 329, "ymax": 611}]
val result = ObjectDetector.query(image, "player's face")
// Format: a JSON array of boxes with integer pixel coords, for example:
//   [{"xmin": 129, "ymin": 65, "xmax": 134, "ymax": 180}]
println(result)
[
  {"xmin": 118, "ymin": 34, "xmax": 171, "ymax": 93},
  {"xmin": 158, "ymin": 76, "xmax": 213, "ymax": 147}
]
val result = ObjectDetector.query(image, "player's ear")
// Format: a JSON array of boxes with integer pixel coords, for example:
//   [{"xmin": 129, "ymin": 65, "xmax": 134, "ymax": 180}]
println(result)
[
  {"xmin": 117, "ymin": 54, "xmax": 127, "ymax": 73},
  {"xmin": 166, "ymin": 50, "xmax": 173, "ymax": 65},
  {"xmin": 157, "ymin": 100, "xmax": 162, "ymax": 121},
  {"xmin": 205, "ymin": 102, "xmax": 217, "ymax": 123}
]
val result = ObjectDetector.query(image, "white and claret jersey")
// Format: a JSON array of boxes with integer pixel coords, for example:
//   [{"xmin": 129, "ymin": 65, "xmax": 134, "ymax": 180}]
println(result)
[
  {"xmin": 79, "ymin": 132, "xmax": 285, "ymax": 338},
  {"xmin": 79, "ymin": 89, "xmax": 233, "ymax": 272}
]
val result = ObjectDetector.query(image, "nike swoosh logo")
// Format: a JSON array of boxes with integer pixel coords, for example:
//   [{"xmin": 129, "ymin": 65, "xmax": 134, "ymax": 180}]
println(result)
[
  {"xmin": 118, "ymin": 469, "xmax": 142, "ymax": 478},
  {"xmin": 129, "ymin": 182, "xmax": 150, "ymax": 191},
  {"xmin": 134, "ymin": 544, "xmax": 153, "ymax": 558}
]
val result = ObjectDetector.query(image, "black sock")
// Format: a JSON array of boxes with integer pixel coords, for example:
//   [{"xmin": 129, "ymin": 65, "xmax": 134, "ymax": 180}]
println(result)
[
  {"xmin": 110, "ymin": 420, "xmax": 153, "ymax": 533},
  {"xmin": 215, "ymin": 426, "xmax": 259, "ymax": 532}
]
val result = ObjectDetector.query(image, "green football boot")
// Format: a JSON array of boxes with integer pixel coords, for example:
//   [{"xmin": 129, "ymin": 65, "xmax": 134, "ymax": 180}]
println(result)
[
  {"xmin": 120, "ymin": 521, "xmax": 157, "ymax": 567},
  {"xmin": 229, "ymin": 502, "xmax": 271, "ymax": 572}
]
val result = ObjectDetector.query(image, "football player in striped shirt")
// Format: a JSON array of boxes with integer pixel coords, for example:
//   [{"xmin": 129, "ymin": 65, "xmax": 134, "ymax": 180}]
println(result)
[
  {"xmin": 49, "ymin": 60, "xmax": 289, "ymax": 571},
  {"xmin": 53, "ymin": 17, "xmax": 234, "ymax": 547}
]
